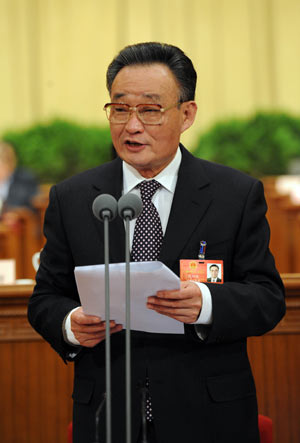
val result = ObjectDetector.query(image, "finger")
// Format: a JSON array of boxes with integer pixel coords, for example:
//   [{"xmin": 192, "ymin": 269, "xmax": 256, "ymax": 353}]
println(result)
[
  {"xmin": 148, "ymin": 305, "xmax": 201, "ymax": 322},
  {"xmin": 76, "ymin": 324, "xmax": 123, "ymax": 347},
  {"xmin": 150, "ymin": 308, "xmax": 196, "ymax": 323},
  {"xmin": 154, "ymin": 282, "xmax": 201, "ymax": 301},
  {"xmin": 154, "ymin": 289, "xmax": 186, "ymax": 300},
  {"xmin": 155, "ymin": 287, "xmax": 195, "ymax": 300},
  {"xmin": 73, "ymin": 324, "xmax": 105, "ymax": 335},
  {"xmin": 149, "ymin": 306, "xmax": 199, "ymax": 323},
  {"xmin": 74, "ymin": 313, "xmax": 103, "ymax": 325},
  {"xmin": 180, "ymin": 281, "xmax": 192, "ymax": 290},
  {"xmin": 73, "ymin": 320, "xmax": 117, "ymax": 333},
  {"xmin": 111, "ymin": 324, "xmax": 123, "ymax": 334},
  {"xmin": 148, "ymin": 304, "xmax": 191, "ymax": 315},
  {"xmin": 72, "ymin": 306, "xmax": 104, "ymax": 323},
  {"xmin": 147, "ymin": 297, "xmax": 197, "ymax": 309},
  {"xmin": 73, "ymin": 321, "xmax": 121, "ymax": 337},
  {"xmin": 80, "ymin": 337, "xmax": 104, "ymax": 348}
]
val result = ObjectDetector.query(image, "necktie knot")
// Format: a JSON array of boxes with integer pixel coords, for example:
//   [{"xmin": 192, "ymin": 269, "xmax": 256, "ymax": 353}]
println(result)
[{"xmin": 138, "ymin": 180, "xmax": 161, "ymax": 202}]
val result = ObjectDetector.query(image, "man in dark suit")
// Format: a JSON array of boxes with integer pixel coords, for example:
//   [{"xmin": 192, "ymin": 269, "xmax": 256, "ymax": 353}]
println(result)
[
  {"xmin": 0, "ymin": 141, "xmax": 38, "ymax": 213},
  {"xmin": 207, "ymin": 264, "xmax": 222, "ymax": 282},
  {"xmin": 28, "ymin": 42, "xmax": 285, "ymax": 443}
]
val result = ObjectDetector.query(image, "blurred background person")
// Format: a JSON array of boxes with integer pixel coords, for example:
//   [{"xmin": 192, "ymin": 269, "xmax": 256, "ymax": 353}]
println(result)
[{"xmin": 0, "ymin": 141, "xmax": 38, "ymax": 216}]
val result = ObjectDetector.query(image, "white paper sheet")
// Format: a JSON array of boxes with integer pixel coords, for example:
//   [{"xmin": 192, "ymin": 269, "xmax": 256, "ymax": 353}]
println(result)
[
  {"xmin": 0, "ymin": 259, "xmax": 16, "ymax": 284},
  {"xmin": 74, "ymin": 261, "xmax": 183, "ymax": 334}
]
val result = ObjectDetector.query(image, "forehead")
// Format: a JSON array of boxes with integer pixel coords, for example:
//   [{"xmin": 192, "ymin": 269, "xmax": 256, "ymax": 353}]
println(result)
[{"xmin": 110, "ymin": 63, "xmax": 180, "ymax": 101}]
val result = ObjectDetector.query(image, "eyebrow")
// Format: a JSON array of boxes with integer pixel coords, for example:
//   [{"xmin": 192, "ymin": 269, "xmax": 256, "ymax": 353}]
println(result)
[
  {"xmin": 143, "ymin": 93, "xmax": 161, "ymax": 101},
  {"xmin": 111, "ymin": 93, "xmax": 162, "ymax": 101}
]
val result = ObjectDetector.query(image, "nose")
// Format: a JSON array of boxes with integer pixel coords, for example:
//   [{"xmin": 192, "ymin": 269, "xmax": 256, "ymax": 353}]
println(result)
[{"xmin": 124, "ymin": 110, "xmax": 144, "ymax": 133}]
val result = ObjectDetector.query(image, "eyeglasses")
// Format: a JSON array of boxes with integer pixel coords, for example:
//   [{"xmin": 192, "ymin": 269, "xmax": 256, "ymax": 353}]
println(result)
[{"xmin": 103, "ymin": 102, "xmax": 181, "ymax": 125}]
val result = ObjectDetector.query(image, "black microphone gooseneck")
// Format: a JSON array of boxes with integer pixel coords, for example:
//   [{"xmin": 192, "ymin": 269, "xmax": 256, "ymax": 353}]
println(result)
[
  {"xmin": 92, "ymin": 194, "xmax": 118, "ymax": 443},
  {"xmin": 118, "ymin": 193, "xmax": 143, "ymax": 443}
]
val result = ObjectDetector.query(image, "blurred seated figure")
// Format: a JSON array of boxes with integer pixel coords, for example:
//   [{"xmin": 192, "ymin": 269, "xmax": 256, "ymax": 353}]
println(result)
[{"xmin": 0, "ymin": 141, "xmax": 38, "ymax": 215}]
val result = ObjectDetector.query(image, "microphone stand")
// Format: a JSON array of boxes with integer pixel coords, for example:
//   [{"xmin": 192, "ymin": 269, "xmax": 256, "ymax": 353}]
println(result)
[
  {"xmin": 92, "ymin": 194, "xmax": 118, "ymax": 443},
  {"xmin": 103, "ymin": 211, "xmax": 112, "ymax": 443},
  {"xmin": 118, "ymin": 193, "xmax": 143, "ymax": 443},
  {"xmin": 124, "ymin": 214, "xmax": 131, "ymax": 443}
]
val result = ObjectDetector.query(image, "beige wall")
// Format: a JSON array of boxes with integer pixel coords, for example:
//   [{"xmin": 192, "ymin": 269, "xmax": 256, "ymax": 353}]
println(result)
[{"xmin": 1, "ymin": 0, "xmax": 300, "ymax": 147}]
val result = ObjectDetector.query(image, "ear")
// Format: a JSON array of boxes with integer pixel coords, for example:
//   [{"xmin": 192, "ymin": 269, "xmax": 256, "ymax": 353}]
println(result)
[{"xmin": 180, "ymin": 101, "xmax": 197, "ymax": 134}]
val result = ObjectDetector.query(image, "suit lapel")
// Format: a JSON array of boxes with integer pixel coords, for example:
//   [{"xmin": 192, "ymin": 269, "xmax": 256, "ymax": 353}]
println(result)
[
  {"xmin": 86, "ymin": 147, "xmax": 212, "ymax": 267},
  {"xmin": 88, "ymin": 157, "xmax": 126, "ymax": 264},
  {"xmin": 160, "ymin": 147, "xmax": 213, "ymax": 269}
]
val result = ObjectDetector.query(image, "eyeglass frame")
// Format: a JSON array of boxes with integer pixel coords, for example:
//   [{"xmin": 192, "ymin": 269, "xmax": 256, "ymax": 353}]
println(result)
[{"xmin": 103, "ymin": 102, "xmax": 183, "ymax": 126}]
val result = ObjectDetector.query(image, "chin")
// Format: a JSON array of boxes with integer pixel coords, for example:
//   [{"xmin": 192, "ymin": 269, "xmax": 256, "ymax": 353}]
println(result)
[{"xmin": 124, "ymin": 150, "xmax": 151, "ymax": 164}]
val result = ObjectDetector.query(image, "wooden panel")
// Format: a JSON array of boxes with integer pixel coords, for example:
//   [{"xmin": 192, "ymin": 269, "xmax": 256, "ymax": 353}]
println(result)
[
  {"xmin": 284, "ymin": 205, "xmax": 300, "ymax": 273},
  {"xmin": 0, "ymin": 341, "xmax": 73, "ymax": 443},
  {"xmin": 263, "ymin": 178, "xmax": 300, "ymax": 274},
  {"xmin": 0, "ymin": 284, "xmax": 73, "ymax": 443},
  {"xmin": 248, "ymin": 273, "xmax": 300, "ymax": 443},
  {"xmin": 295, "ymin": 214, "xmax": 300, "ymax": 273},
  {"xmin": 32, "ymin": 184, "xmax": 51, "ymax": 250},
  {"xmin": 13, "ymin": 208, "xmax": 41, "ymax": 279},
  {"xmin": 270, "ymin": 273, "xmax": 300, "ymax": 334},
  {"xmin": 0, "ymin": 221, "xmax": 23, "ymax": 279},
  {"xmin": 264, "ymin": 190, "xmax": 293, "ymax": 273},
  {"xmin": 0, "ymin": 209, "xmax": 41, "ymax": 280},
  {"xmin": 248, "ymin": 334, "xmax": 300, "ymax": 443},
  {"xmin": 0, "ymin": 276, "xmax": 299, "ymax": 442}
]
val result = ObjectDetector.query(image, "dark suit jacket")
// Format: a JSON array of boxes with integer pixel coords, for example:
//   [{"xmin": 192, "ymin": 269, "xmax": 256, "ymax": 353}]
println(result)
[
  {"xmin": 28, "ymin": 146, "xmax": 285, "ymax": 443},
  {"xmin": 3, "ymin": 167, "xmax": 38, "ymax": 211},
  {"xmin": 207, "ymin": 278, "xmax": 221, "ymax": 282}
]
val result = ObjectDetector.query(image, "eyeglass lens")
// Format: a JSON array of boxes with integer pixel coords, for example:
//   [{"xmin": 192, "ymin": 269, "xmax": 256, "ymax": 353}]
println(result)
[{"xmin": 107, "ymin": 104, "xmax": 162, "ymax": 124}]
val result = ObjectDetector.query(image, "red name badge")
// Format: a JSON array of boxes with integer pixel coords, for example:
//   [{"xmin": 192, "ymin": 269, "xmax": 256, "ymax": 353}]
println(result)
[{"xmin": 180, "ymin": 260, "xmax": 224, "ymax": 284}]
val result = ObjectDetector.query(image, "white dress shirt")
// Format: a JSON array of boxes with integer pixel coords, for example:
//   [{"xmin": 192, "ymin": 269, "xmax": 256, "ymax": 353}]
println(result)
[
  {"xmin": 65, "ymin": 148, "xmax": 212, "ymax": 345},
  {"xmin": 0, "ymin": 176, "xmax": 12, "ymax": 213}
]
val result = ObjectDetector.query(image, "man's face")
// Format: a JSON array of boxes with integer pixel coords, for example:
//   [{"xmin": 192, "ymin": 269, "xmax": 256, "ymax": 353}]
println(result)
[
  {"xmin": 210, "ymin": 266, "xmax": 219, "ymax": 279},
  {"xmin": 109, "ymin": 63, "xmax": 197, "ymax": 178}
]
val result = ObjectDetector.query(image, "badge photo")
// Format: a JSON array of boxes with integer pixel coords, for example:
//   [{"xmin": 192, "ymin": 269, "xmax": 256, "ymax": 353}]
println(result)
[{"xmin": 180, "ymin": 259, "xmax": 224, "ymax": 284}]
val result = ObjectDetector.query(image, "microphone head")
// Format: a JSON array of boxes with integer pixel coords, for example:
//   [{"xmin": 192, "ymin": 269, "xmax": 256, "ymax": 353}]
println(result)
[
  {"xmin": 118, "ymin": 193, "xmax": 143, "ymax": 220},
  {"xmin": 92, "ymin": 194, "xmax": 118, "ymax": 222}
]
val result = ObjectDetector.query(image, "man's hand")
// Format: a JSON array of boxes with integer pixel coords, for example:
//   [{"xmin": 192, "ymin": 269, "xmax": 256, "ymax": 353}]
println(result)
[
  {"xmin": 71, "ymin": 307, "xmax": 123, "ymax": 348},
  {"xmin": 147, "ymin": 281, "xmax": 202, "ymax": 323}
]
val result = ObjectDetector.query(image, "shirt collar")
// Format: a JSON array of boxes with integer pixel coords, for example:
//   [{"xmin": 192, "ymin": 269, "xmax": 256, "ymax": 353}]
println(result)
[{"xmin": 123, "ymin": 147, "xmax": 182, "ymax": 194}]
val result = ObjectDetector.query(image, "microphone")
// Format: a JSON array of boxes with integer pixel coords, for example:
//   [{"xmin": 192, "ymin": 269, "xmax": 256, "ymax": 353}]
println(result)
[
  {"xmin": 92, "ymin": 194, "xmax": 118, "ymax": 221},
  {"xmin": 118, "ymin": 193, "xmax": 143, "ymax": 220}
]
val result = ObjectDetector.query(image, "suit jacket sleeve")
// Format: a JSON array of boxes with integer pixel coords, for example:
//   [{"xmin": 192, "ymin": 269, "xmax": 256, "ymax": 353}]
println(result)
[
  {"xmin": 28, "ymin": 159, "xmax": 124, "ymax": 362},
  {"xmin": 198, "ymin": 179, "xmax": 285, "ymax": 344},
  {"xmin": 28, "ymin": 185, "xmax": 81, "ymax": 361}
]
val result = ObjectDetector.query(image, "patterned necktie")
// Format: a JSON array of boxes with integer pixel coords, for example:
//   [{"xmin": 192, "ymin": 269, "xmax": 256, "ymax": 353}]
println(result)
[
  {"xmin": 131, "ymin": 180, "xmax": 163, "ymax": 262},
  {"xmin": 131, "ymin": 180, "xmax": 163, "ymax": 423}
]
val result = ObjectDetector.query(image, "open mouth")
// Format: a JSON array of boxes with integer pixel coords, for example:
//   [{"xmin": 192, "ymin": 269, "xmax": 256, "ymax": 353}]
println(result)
[{"xmin": 125, "ymin": 141, "xmax": 145, "ymax": 148}]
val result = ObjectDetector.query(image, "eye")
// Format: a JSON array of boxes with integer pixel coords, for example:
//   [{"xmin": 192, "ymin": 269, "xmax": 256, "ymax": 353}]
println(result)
[
  {"xmin": 114, "ymin": 106, "xmax": 128, "ymax": 113},
  {"xmin": 139, "ymin": 106, "xmax": 160, "ymax": 114}
]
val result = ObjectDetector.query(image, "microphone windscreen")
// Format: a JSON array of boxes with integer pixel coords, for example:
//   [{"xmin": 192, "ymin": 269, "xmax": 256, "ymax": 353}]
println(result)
[
  {"xmin": 118, "ymin": 193, "xmax": 143, "ymax": 220},
  {"xmin": 92, "ymin": 194, "xmax": 118, "ymax": 221}
]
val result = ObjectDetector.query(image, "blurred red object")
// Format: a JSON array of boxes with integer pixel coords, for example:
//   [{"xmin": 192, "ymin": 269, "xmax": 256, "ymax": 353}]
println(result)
[
  {"xmin": 259, "ymin": 414, "xmax": 273, "ymax": 443},
  {"xmin": 67, "ymin": 414, "xmax": 273, "ymax": 443}
]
